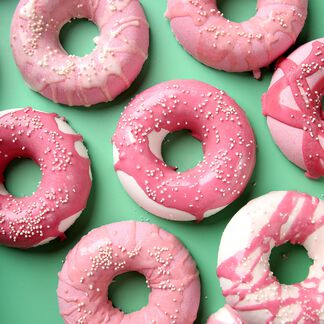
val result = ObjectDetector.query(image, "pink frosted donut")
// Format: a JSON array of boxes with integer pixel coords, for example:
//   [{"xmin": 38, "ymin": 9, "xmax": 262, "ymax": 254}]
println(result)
[
  {"xmin": 217, "ymin": 191, "xmax": 324, "ymax": 324},
  {"xmin": 263, "ymin": 38, "xmax": 324, "ymax": 179},
  {"xmin": 207, "ymin": 305, "xmax": 243, "ymax": 324},
  {"xmin": 165, "ymin": 0, "xmax": 308, "ymax": 78},
  {"xmin": 112, "ymin": 80, "xmax": 256, "ymax": 222},
  {"xmin": 11, "ymin": 0, "xmax": 149, "ymax": 107},
  {"xmin": 57, "ymin": 221, "xmax": 201, "ymax": 324},
  {"xmin": 0, "ymin": 108, "xmax": 92, "ymax": 248}
]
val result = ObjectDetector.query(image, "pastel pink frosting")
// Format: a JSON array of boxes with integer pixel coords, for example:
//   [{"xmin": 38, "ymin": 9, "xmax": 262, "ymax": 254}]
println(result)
[
  {"xmin": 0, "ymin": 108, "xmax": 92, "ymax": 248},
  {"xmin": 112, "ymin": 80, "xmax": 256, "ymax": 222},
  {"xmin": 165, "ymin": 0, "xmax": 308, "ymax": 78},
  {"xmin": 11, "ymin": 0, "xmax": 149, "ymax": 107},
  {"xmin": 57, "ymin": 221, "xmax": 201, "ymax": 324},
  {"xmin": 263, "ymin": 38, "xmax": 324, "ymax": 179},
  {"xmin": 207, "ymin": 305, "xmax": 243, "ymax": 324},
  {"xmin": 217, "ymin": 191, "xmax": 324, "ymax": 323}
]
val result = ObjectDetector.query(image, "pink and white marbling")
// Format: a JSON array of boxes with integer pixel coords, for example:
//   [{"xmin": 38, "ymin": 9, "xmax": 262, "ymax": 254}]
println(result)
[
  {"xmin": 57, "ymin": 221, "xmax": 200, "ymax": 324},
  {"xmin": 263, "ymin": 38, "xmax": 324, "ymax": 179},
  {"xmin": 0, "ymin": 108, "xmax": 92, "ymax": 248},
  {"xmin": 207, "ymin": 305, "xmax": 243, "ymax": 324},
  {"xmin": 112, "ymin": 80, "xmax": 256, "ymax": 222},
  {"xmin": 165, "ymin": 0, "xmax": 308, "ymax": 78},
  {"xmin": 11, "ymin": 0, "xmax": 149, "ymax": 107},
  {"xmin": 217, "ymin": 191, "xmax": 324, "ymax": 324}
]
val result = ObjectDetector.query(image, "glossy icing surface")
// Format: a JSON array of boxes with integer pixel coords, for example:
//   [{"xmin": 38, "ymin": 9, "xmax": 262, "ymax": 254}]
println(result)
[
  {"xmin": 57, "ymin": 221, "xmax": 201, "ymax": 324},
  {"xmin": 0, "ymin": 108, "xmax": 92, "ymax": 248},
  {"xmin": 217, "ymin": 191, "xmax": 324, "ymax": 324},
  {"xmin": 207, "ymin": 305, "xmax": 243, "ymax": 324},
  {"xmin": 11, "ymin": 0, "xmax": 149, "ymax": 106},
  {"xmin": 113, "ymin": 80, "xmax": 256, "ymax": 221},
  {"xmin": 165, "ymin": 0, "xmax": 308, "ymax": 78}
]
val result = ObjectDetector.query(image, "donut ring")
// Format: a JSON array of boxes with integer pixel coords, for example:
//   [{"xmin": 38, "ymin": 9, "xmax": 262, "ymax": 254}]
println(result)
[
  {"xmin": 217, "ymin": 191, "xmax": 324, "ymax": 323},
  {"xmin": 0, "ymin": 108, "xmax": 92, "ymax": 248},
  {"xmin": 57, "ymin": 221, "xmax": 201, "ymax": 324},
  {"xmin": 207, "ymin": 305, "xmax": 242, "ymax": 324},
  {"xmin": 11, "ymin": 0, "xmax": 149, "ymax": 107},
  {"xmin": 263, "ymin": 38, "xmax": 324, "ymax": 179},
  {"xmin": 112, "ymin": 80, "xmax": 256, "ymax": 222},
  {"xmin": 165, "ymin": 0, "xmax": 308, "ymax": 78}
]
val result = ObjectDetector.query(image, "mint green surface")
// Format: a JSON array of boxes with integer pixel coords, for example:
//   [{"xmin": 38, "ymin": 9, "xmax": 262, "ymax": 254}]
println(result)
[{"xmin": 0, "ymin": 1, "xmax": 323, "ymax": 323}]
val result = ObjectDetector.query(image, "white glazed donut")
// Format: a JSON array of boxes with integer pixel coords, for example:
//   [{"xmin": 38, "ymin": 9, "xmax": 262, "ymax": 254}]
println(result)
[{"xmin": 217, "ymin": 191, "xmax": 324, "ymax": 324}]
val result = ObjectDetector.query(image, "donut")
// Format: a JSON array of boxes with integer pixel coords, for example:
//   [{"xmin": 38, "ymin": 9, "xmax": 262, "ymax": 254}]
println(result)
[
  {"xmin": 207, "ymin": 305, "xmax": 242, "ymax": 324},
  {"xmin": 165, "ymin": 0, "xmax": 308, "ymax": 78},
  {"xmin": 0, "ymin": 108, "xmax": 92, "ymax": 248},
  {"xmin": 263, "ymin": 38, "xmax": 324, "ymax": 179},
  {"xmin": 112, "ymin": 80, "xmax": 256, "ymax": 222},
  {"xmin": 57, "ymin": 221, "xmax": 201, "ymax": 324},
  {"xmin": 11, "ymin": 0, "xmax": 149, "ymax": 107},
  {"xmin": 217, "ymin": 191, "xmax": 324, "ymax": 323}
]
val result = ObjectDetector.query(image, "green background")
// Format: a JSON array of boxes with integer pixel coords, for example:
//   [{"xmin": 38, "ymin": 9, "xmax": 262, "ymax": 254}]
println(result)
[{"xmin": 0, "ymin": 0, "xmax": 323, "ymax": 323}]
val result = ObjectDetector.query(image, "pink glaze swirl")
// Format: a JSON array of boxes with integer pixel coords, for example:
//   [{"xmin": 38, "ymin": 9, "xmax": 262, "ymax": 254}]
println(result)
[
  {"xmin": 165, "ymin": 0, "xmax": 308, "ymax": 78},
  {"xmin": 11, "ymin": 0, "xmax": 149, "ymax": 107},
  {"xmin": 207, "ymin": 305, "xmax": 243, "ymax": 324},
  {"xmin": 0, "ymin": 108, "xmax": 92, "ymax": 248},
  {"xmin": 263, "ymin": 38, "xmax": 324, "ymax": 179},
  {"xmin": 112, "ymin": 80, "xmax": 256, "ymax": 222},
  {"xmin": 217, "ymin": 191, "xmax": 324, "ymax": 323},
  {"xmin": 57, "ymin": 221, "xmax": 201, "ymax": 324}
]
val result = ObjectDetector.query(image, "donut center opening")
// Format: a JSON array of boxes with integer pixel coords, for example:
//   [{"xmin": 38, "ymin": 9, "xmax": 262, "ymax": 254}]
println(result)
[
  {"xmin": 4, "ymin": 158, "xmax": 41, "ymax": 197},
  {"xmin": 269, "ymin": 242, "xmax": 313, "ymax": 285},
  {"xmin": 217, "ymin": 0, "xmax": 257, "ymax": 22},
  {"xmin": 108, "ymin": 272, "xmax": 150, "ymax": 314},
  {"xmin": 60, "ymin": 18, "xmax": 99, "ymax": 57},
  {"xmin": 162, "ymin": 130, "xmax": 204, "ymax": 172}
]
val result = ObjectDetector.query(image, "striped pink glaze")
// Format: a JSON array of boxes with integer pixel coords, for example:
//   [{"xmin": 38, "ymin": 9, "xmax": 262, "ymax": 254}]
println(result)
[
  {"xmin": 57, "ymin": 221, "xmax": 201, "ymax": 324},
  {"xmin": 263, "ymin": 38, "xmax": 324, "ymax": 179},
  {"xmin": 0, "ymin": 108, "xmax": 92, "ymax": 248},
  {"xmin": 165, "ymin": 0, "xmax": 308, "ymax": 78},
  {"xmin": 207, "ymin": 305, "xmax": 243, "ymax": 324},
  {"xmin": 112, "ymin": 80, "xmax": 256, "ymax": 222},
  {"xmin": 11, "ymin": 0, "xmax": 149, "ymax": 107},
  {"xmin": 217, "ymin": 191, "xmax": 324, "ymax": 323}
]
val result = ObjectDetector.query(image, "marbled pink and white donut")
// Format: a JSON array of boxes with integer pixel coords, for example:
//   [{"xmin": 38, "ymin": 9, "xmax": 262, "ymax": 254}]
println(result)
[
  {"xmin": 165, "ymin": 0, "xmax": 308, "ymax": 78},
  {"xmin": 0, "ymin": 108, "xmax": 92, "ymax": 248},
  {"xmin": 217, "ymin": 191, "xmax": 324, "ymax": 324},
  {"xmin": 263, "ymin": 38, "xmax": 324, "ymax": 179},
  {"xmin": 207, "ymin": 305, "xmax": 243, "ymax": 324},
  {"xmin": 112, "ymin": 80, "xmax": 256, "ymax": 222},
  {"xmin": 11, "ymin": 0, "xmax": 149, "ymax": 107},
  {"xmin": 57, "ymin": 221, "xmax": 201, "ymax": 324}
]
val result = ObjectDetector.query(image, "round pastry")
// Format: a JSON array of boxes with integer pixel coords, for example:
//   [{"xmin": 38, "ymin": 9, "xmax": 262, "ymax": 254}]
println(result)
[
  {"xmin": 112, "ymin": 80, "xmax": 256, "ymax": 222},
  {"xmin": 0, "ymin": 108, "xmax": 92, "ymax": 248},
  {"xmin": 57, "ymin": 221, "xmax": 201, "ymax": 324},
  {"xmin": 11, "ymin": 0, "xmax": 149, "ymax": 107},
  {"xmin": 207, "ymin": 305, "xmax": 242, "ymax": 324},
  {"xmin": 263, "ymin": 38, "xmax": 324, "ymax": 179},
  {"xmin": 165, "ymin": 0, "xmax": 308, "ymax": 78},
  {"xmin": 217, "ymin": 191, "xmax": 324, "ymax": 324}
]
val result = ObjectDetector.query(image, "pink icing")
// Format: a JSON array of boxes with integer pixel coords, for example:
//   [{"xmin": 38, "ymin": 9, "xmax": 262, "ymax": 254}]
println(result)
[
  {"xmin": 0, "ymin": 108, "xmax": 92, "ymax": 248},
  {"xmin": 11, "ymin": 0, "xmax": 149, "ymax": 107},
  {"xmin": 57, "ymin": 221, "xmax": 201, "ymax": 324},
  {"xmin": 263, "ymin": 38, "xmax": 324, "ymax": 179},
  {"xmin": 112, "ymin": 80, "xmax": 256, "ymax": 221},
  {"xmin": 207, "ymin": 305, "xmax": 243, "ymax": 324},
  {"xmin": 165, "ymin": 0, "xmax": 308, "ymax": 78},
  {"xmin": 217, "ymin": 191, "xmax": 324, "ymax": 323}
]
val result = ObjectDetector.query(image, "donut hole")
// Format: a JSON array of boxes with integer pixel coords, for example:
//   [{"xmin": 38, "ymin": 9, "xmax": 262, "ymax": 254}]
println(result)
[
  {"xmin": 60, "ymin": 18, "xmax": 99, "ymax": 57},
  {"xmin": 217, "ymin": 0, "xmax": 257, "ymax": 22},
  {"xmin": 269, "ymin": 242, "xmax": 313, "ymax": 285},
  {"xmin": 162, "ymin": 130, "xmax": 203, "ymax": 172},
  {"xmin": 4, "ymin": 158, "xmax": 41, "ymax": 197},
  {"xmin": 108, "ymin": 272, "xmax": 150, "ymax": 314}
]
